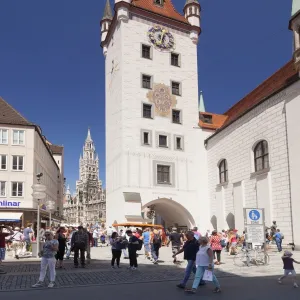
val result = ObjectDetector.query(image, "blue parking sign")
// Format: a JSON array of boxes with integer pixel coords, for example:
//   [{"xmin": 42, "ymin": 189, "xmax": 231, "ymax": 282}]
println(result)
[{"xmin": 249, "ymin": 210, "xmax": 260, "ymax": 221}]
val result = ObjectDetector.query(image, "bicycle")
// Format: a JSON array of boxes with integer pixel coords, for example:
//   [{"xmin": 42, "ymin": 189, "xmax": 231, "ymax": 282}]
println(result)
[{"xmin": 234, "ymin": 246, "xmax": 269, "ymax": 267}]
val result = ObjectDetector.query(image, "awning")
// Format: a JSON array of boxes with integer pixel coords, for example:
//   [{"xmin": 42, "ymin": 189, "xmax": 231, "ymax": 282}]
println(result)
[{"xmin": 0, "ymin": 212, "xmax": 23, "ymax": 222}]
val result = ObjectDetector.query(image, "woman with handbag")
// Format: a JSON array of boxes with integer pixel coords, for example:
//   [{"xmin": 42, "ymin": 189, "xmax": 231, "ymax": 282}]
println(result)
[
  {"xmin": 55, "ymin": 227, "xmax": 67, "ymax": 269},
  {"xmin": 32, "ymin": 231, "xmax": 59, "ymax": 288}
]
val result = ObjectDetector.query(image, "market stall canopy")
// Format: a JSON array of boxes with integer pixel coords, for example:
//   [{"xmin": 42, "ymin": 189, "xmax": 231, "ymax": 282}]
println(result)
[
  {"xmin": 112, "ymin": 222, "xmax": 163, "ymax": 229},
  {"xmin": 0, "ymin": 212, "xmax": 22, "ymax": 222}
]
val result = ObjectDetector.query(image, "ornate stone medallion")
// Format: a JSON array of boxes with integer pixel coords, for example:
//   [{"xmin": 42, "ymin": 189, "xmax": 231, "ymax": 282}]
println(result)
[{"xmin": 147, "ymin": 83, "xmax": 177, "ymax": 117}]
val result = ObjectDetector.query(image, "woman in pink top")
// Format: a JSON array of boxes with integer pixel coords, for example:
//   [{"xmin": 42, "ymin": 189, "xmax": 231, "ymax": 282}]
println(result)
[{"xmin": 210, "ymin": 231, "xmax": 222, "ymax": 265}]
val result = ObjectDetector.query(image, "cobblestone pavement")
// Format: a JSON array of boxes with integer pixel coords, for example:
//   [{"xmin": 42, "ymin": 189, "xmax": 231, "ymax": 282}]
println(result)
[{"xmin": 1, "ymin": 246, "xmax": 299, "ymax": 291}]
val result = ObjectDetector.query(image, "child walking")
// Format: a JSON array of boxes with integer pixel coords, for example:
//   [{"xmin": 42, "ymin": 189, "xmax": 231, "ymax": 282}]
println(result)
[{"xmin": 278, "ymin": 250, "xmax": 300, "ymax": 288}]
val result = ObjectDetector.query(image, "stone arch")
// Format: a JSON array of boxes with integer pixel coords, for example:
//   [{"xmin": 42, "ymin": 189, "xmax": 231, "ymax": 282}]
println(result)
[{"xmin": 142, "ymin": 198, "xmax": 195, "ymax": 229}]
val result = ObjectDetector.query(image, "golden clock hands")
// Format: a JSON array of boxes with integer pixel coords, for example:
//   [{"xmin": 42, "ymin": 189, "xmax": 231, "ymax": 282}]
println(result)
[{"xmin": 159, "ymin": 29, "xmax": 166, "ymax": 44}]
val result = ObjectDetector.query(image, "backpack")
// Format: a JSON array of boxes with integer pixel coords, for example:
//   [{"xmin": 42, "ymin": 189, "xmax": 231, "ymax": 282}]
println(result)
[
  {"xmin": 153, "ymin": 234, "xmax": 161, "ymax": 245},
  {"xmin": 137, "ymin": 239, "xmax": 143, "ymax": 250}
]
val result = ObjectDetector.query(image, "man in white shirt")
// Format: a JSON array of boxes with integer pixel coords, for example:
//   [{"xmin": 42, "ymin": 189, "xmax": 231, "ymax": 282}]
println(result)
[
  {"xmin": 11, "ymin": 227, "xmax": 24, "ymax": 259},
  {"xmin": 92, "ymin": 228, "xmax": 99, "ymax": 247}
]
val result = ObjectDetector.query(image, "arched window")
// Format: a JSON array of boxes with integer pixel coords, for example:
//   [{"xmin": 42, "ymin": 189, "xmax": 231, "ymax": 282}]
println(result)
[
  {"xmin": 254, "ymin": 140, "xmax": 269, "ymax": 171},
  {"xmin": 218, "ymin": 159, "xmax": 228, "ymax": 184}
]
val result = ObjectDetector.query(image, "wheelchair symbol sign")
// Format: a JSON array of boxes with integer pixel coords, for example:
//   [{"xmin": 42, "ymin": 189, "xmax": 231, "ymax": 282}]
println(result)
[{"xmin": 249, "ymin": 210, "xmax": 260, "ymax": 221}]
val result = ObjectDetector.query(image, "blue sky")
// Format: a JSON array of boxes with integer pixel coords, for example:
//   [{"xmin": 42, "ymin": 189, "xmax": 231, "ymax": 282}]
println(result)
[{"xmin": 0, "ymin": 0, "xmax": 293, "ymax": 192}]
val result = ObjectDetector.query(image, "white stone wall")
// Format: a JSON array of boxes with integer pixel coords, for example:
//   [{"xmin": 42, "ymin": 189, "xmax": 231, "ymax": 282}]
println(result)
[
  {"xmin": 105, "ymin": 13, "xmax": 210, "ymax": 231},
  {"xmin": 206, "ymin": 82, "xmax": 300, "ymax": 243},
  {"xmin": 285, "ymin": 79, "xmax": 300, "ymax": 247}
]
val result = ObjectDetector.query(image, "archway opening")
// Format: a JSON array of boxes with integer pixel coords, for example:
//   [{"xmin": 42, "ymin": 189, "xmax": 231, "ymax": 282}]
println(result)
[{"xmin": 142, "ymin": 198, "xmax": 195, "ymax": 230}]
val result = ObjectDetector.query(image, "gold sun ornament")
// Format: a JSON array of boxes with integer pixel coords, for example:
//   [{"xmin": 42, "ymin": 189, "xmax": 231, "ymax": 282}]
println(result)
[{"xmin": 147, "ymin": 83, "xmax": 177, "ymax": 117}]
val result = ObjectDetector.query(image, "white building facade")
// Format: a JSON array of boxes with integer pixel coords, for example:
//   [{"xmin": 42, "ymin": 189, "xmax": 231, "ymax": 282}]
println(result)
[{"xmin": 0, "ymin": 97, "xmax": 64, "ymax": 227}]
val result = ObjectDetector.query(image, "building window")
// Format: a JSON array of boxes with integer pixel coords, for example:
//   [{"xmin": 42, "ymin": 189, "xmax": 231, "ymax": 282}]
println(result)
[
  {"xmin": 143, "ymin": 132, "xmax": 149, "ymax": 145},
  {"xmin": 219, "ymin": 159, "xmax": 228, "ymax": 184},
  {"xmin": 0, "ymin": 155, "xmax": 7, "ymax": 170},
  {"xmin": 176, "ymin": 137, "xmax": 182, "ymax": 150},
  {"xmin": 143, "ymin": 103, "xmax": 152, "ymax": 119},
  {"xmin": 12, "ymin": 156, "xmax": 24, "ymax": 171},
  {"xmin": 171, "ymin": 81, "xmax": 181, "ymax": 96},
  {"xmin": 12, "ymin": 130, "xmax": 25, "ymax": 145},
  {"xmin": 0, "ymin": 129, "xmax": 8, "ymax": 144},
  {"xmin": 254, "ymin": 140, "xmax": 269, "ymax": 172},
  {"xmin": 11, "ymin": 182, "xmax": 23, "ymax": 197},
  {"xmin": 158, "ymin": 135, "xmax": 168, "ymax": 147},
  {"xmin": 142, "ymin": 44, "xmax": 151, "ymax": 59},
  {"xmin": 157, "ymin": 165, "xmax": 170, "ymax": 184},
  {"xmin": 172, "ymin": 109, "xmax": 181, "ymax": 124},
  {"xmin": 154, "ymin": 0, "xmax": 164, "ymax": 6},
  {"xmin": 171, "ymin": 53, "xmax": 180, "ymax": 67},
  {"xmin": 200, "ymin": 114, "xmax": 213, "ymax": 124},
  {"xmin": 0, "ymin": 182, "xmax": 6, "ymax": 197},
  {"xmin": 142, "ymin": 74, "xmax": 152, "ymax": 89}
]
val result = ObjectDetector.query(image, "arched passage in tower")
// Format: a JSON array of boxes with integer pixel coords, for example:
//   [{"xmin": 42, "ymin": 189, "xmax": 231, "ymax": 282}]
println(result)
[{"xmin": 142, "ymin": 198, "xmax": 196, "ymax": 230}]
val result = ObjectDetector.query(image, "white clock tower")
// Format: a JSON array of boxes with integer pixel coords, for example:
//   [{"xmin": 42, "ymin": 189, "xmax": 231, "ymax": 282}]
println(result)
[{"xmin": 101, "ymin": 0, "xmax": 210, "ymax": 231}]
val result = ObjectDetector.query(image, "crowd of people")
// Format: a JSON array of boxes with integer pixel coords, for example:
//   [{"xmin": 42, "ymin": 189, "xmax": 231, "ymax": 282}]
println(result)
[{"xmin": 0, "ymin": 221, "xmax": 294, "ymax": 291}]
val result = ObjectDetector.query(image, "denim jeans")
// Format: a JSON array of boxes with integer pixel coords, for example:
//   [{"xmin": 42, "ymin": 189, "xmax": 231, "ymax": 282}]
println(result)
[
  {"xmin": 181, "ymin": 260, "xmax": 197, "ymax": 286},
  {"xmin": 144, "ymin": 243, "xmax": 151, "ymax": 255},
  {"xmin": 93, "ymin": 238, "xmax": 98, "ymax": 247},
  {"xmin": 151, "ymin": 244, "xmax": 159, "ymax": 260},
  {"xmin": 276, "ymin": 240, "xmax": 282, "ymax": 252},
  {"xmin": 192, "ymin": 266, "xmax": 220, "ymax": 289}
]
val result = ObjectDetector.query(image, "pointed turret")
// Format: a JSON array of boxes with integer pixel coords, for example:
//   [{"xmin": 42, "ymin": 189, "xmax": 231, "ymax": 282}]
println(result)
[
  {"xmin": 86, "ymin": 127, "xmax": 92, "ymax": 142},
  {"xmin": 103, "ymin": 0, "xmax": 113, "ymax": 21},
  {"xmin": 184, "ymin": 0, "xmax": 201, "ymax": 44},
  {"xmin": 101, "ymin": 0, "xmax": 114, "ymax": 56},
  {"xmin": 198, "ymin": 91, "xmax": 206, "ymax": 112},
  {"xmin": 289, "ymin": 0, "xmax": 300, "ymax": 70}
]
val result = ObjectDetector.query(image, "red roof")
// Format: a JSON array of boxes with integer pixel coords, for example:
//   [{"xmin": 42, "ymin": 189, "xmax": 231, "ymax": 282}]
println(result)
[
  {"xmin": 222, "ymin": 60, "xmax": 298, "ymax": 128},
  {"xmin": 199, "ymin": 112, "xmax": 227, "ymax": 130},
  {"xmin": 201, "ymin": 60, "xmax": 299, "ymax": 135},
  {"xmin": 131, "ymin": 0, "xmax": 188, "ymax": 24}
]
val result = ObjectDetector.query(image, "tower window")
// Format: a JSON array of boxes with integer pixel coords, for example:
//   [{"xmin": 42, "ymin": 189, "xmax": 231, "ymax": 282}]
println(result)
[
  {"xmin": 142, "ymin": 103, "xmax": 153, "ymax": 119},
  {"xmin": 176, "ymin": 137, "xmax": 182, "ymax": 150},
  {"xmin": 171, "ymin": 81, "xmax": 181, "ymax": 96},
  {"xmin": 157, "ymin": 165, "xmax": 170, "ymax": 184},
  {"xmin": 142, "ymin": 44, "xmax": 151, "ymax": 59},
  {"xmin": 158, "ymin": 135, "xmax": 167, "ymax": 147},
  {"xmin": 172, "ymin": 109, "xmax": 181, "ymax": 124},
  {"xmin": 171, "ymin": 53, "xmax": 180, "ymax": 67},
  {"xmin": 154, "ymin": 0, "xmax": 164, "ymax": 6},
  {"xmin": 200, "ymin": 114, "xmax": 213, "ymax": 124},
  {"xmin": 142, "ymin": 74, "xmax": 152, "ymax": 89},
  {"xmin": 218, "ymin": 159, "xmax": 228, "ymax": 184},
  {"xmin": 189, "ymin": 7, "xmax": 193, "ymax": 15},
  {"xmin": 143, "ymin": 132, "xmax": 149, "ymax": 145},
  {"xmin": 254, "ymin": 140, "xmax": 269, "ymax": 172}
]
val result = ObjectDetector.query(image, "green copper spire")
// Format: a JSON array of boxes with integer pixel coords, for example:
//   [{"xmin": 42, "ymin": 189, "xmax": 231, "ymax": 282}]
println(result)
[
  {"xmin": 198, "ymin": 91, "xmax": 205, "ymax": 112},
  {"xmin": 292, "ymin": 0, "xmax": 300, "ymax": 17}
]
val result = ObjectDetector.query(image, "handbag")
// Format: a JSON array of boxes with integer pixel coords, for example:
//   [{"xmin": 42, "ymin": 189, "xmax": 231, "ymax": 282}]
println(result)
[
  {"xmin": 220, "ymin": 239, "xmax": 226, "ymax": 247},
  {"xmin": 7, "ymin": 233, "xmax": 18, "ymax": 243},
  {"xmin": 203, "ymin": 269, "xmax": 213, "ymax": 281}
]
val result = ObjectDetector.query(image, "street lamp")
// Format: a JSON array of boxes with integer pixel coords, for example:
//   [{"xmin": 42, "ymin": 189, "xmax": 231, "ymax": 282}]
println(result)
[
  {"xmin": 47, "ymin": 200, "xmax": 55, "ymax": 227},
  {"xmin": 32, "ymin": 173, "xmax": 46, "ymax": 256}
]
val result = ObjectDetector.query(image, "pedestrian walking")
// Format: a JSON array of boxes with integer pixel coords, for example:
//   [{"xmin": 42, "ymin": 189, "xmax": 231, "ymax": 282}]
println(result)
[
  {"xmin": 0, "ymin": 225, "xmax": 13, "ymax": 273},
  {"xmin": 11, "ymin": 227, "xmax": 24, "ymax": 259},
  {"xmin": 55, "ymin": 227, "xmax": 66, "ymax": 269},
  {"xmin": 126, "ymin": 230, "xmax": 139, "ymax": 270},
  {"xmin": 151, "ymin": 229, "xmax": 161, "ymax": 264},
  {"xmin": 32, "ymin": 231, "xmax": 59, "ymax": 288},
  {"xmin": 71, "ymin": 226, "xmax": 88, "ymax": 268},
  {"xmin": 278, "ymin": 250, "xmax": 299, "ymax": 288},
  {"xmin": 93, "ymin": 228, "xmax": 99, "ymax": 247},
  {"xmin": 142, "ymin": 228, "xmax": 151, "ymax": 259},
  {"xmin": 274, "ymin": 229, "xmax": 283, "ymax": 252},
  {"xmin": 209, "ymin": 230, "xmax": 222, "ymax": 265},
  {"xmin": 167, "ymin": 227, "xmax": 183, "ymax": 263},
  {"xmin": 185, "ymin": 236, "xmax": 221, "ymax": 294},
  {"xmin": 110, "ymin": 232, "xmax": 122, "ymax": 268},
  {"xmin": 173, "ymin": 231, "xmax": 205, "ymax": 289}
]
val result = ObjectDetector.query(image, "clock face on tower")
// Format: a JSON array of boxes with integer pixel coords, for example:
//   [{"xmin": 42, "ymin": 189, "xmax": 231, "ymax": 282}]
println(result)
[{"xmin": 148, "ymin": 25, "xmax": 175, "ymax": 51}]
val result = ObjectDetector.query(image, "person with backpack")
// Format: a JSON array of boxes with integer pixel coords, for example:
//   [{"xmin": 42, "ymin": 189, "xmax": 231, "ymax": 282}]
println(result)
[
  {"xmin": 151, "ymin": 229, "xmax": 161, "ymax": 264},
  {"xmin": 126, "ymin": 230, "xmax": 139, "ymax": 270},
  {"xmin": 71, "ymin": 226, "xmax": 88, "ymax": 268}
]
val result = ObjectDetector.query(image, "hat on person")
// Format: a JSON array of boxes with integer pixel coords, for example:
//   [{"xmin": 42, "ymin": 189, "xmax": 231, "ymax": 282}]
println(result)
[
  {"xmin": 14, "ymin": 227, "xmax": 20, "ymax": 231},
  {"xmin": 172, "ymin": 227, "xmax": 177, "ymax": 232},
  {"xmin": 284, "ymin": 250, "xmax": 293, "ymax": 257}
]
